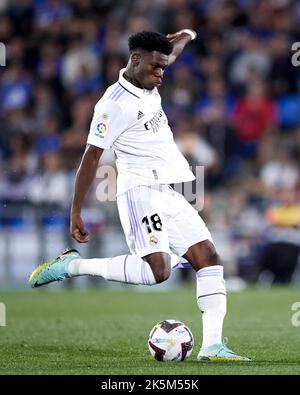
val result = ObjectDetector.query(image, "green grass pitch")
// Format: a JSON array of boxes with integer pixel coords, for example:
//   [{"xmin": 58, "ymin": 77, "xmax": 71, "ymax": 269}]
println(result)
[{"xmin": 0, "ymin": 286, "xmax": 300, "ymax": 375}]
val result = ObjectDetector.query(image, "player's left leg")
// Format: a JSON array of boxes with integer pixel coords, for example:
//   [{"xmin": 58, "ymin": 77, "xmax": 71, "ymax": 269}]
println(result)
[
  {"xmin": 183, "ymin": 240, "xmax": 225, "ymax": 350},
  {"xmin": 183, "ymin": 240, "xmax": 250, "ymax": 361},
  {"xmin": 167, "ymin": 189, "xmax": 251, "ymax": 361}
]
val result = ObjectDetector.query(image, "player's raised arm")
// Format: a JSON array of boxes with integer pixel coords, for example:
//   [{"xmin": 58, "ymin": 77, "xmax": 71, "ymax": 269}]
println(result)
[
  {"xmin": 70, "ymin": 144, "xmax": 103, "ymax": 243},
  {"xmin": 166, "ymin": 29, "xmax": 197, "ymax": 66}
]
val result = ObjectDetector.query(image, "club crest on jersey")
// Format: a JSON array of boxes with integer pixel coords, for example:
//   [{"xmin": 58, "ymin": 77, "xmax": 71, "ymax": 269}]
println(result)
[
  {"xmin": 149, "ymin": 234, "xmax": 158, "ymax": 245},
  {"xmin": 95, "ymin": 122, "xmax": 108, "ymax": 138}
]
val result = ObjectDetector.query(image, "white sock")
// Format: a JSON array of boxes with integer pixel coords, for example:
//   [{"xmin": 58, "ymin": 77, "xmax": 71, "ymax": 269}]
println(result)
[
  {"xmin": 68, "ymin": 255, "xmax": 156, "ymax": 285},
  {"xmin": 196, "ymin": 265, "xmax": 227, "ymax": 349}
]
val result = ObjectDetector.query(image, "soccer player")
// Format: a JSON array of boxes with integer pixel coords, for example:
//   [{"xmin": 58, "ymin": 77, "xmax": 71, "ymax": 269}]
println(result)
[{"xmin": 29, "ymin": 30, "xmax": 250, "ymax": 362}]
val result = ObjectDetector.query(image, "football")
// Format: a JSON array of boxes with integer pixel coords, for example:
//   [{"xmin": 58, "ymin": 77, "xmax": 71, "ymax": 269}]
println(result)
[{"xmin": 148, "ymin": 319, "xmax": 194, "ymax": 362}]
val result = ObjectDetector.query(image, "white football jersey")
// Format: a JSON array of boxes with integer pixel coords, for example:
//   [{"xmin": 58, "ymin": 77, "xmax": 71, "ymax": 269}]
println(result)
[{"xmin": 87, "ymin": 68, "xmax": 195, "ymax": 195}]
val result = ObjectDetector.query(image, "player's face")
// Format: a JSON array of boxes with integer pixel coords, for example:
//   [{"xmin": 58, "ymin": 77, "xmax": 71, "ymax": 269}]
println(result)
[{"xmin": 136, "ymin": 51, "xmax": 168, "ymax": 90}]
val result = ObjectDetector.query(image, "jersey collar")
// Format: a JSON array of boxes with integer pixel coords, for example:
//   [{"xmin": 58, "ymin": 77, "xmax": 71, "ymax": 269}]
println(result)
[{"xmin": 118, "ymin": 68, "xmax": 143, "ymax": 98}]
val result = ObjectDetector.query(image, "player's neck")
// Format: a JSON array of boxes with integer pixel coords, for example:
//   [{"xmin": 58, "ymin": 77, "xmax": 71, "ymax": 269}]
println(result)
[{"xmin": 123, "ymin": 69, "xmax": 143, "ymax": 90}]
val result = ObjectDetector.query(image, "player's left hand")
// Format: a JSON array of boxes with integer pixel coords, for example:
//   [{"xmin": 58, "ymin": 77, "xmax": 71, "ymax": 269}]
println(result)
[
  {"xmin": 166, "ymin": 29, "xmax": 196, "ymax": 42},
  {"xmin": 166, "ymin": 32, "xmax": 182, "ymax": 42}
]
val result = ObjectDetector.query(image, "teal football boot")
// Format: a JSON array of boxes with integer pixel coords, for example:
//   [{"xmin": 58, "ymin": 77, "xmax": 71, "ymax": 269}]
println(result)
[
  {"xmin": 28, "ymin": 249, "xmax": 80, "ymax": 288},
  {"xmin": 197, "ymin": 341, "xmax": 251, "ymax": 362}
]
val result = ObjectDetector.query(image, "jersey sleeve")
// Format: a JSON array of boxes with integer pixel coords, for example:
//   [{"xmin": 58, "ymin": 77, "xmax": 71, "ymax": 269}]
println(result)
[{"xmin": 87, "ymin": 99, "xmax": 127, "ymax": 150}]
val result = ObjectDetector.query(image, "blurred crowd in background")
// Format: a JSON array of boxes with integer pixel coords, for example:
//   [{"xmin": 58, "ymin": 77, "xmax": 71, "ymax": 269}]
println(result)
[{"xmin": 1, "ymin": 0, "xmax": 300, "ymax": 287}]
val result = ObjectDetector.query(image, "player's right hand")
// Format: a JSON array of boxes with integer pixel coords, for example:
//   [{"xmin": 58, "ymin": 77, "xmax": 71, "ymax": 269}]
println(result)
[{"xmin": 70, "ymin": 213, "xmax": 90, "ymax": 243}]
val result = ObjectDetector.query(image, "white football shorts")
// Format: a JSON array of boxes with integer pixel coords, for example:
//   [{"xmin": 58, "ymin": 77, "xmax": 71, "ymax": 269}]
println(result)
[{"xmin": 117, "ymin": 184, "xmax": 213, "ymax": 258}]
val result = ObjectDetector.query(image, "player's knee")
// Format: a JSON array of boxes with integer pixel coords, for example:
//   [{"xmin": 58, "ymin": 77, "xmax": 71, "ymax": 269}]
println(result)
[
  {"xmin": 144, "ymin": 252, "xmax": 171, "ymax": 283},
  {"xmin": 184, "ymin": 240, "xmax": 221, "ymax": 270},
  {"xmin": 205, "ymin": 243, "xmax": 220, "ymax": 266},
  {"xmin": 199, "ymin": 241, "xmax": 221, "ymax": 267}
]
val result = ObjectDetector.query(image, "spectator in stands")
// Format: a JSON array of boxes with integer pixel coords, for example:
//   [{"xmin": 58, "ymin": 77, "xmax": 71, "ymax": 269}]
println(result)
[
  {"xmin": 260, "ymin": 144, "xmax": 299, "ymax": 192},
  {"xmin": 0, "ymin": 149, "xmax": 30, "ymax": 204},
  {"xmin": 27, "ymin": 151, "xmax": 70, "ymax": 208},
  {"xmin": 233, "ymin": 79, "xmax": 278, "ymax": 158}
]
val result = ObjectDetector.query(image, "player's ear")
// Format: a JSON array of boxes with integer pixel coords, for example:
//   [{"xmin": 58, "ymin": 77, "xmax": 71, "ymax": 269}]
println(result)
[{"xmin": 131, "ymin": 53, "xmax": 141, "ymax": 66}]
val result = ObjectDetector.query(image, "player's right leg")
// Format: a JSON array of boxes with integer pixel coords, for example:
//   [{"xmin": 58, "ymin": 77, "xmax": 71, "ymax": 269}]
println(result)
[
  {"xmin": 29, "ymin": 185, "xmax": 172, "ymax": 288},
  {"xmin": 28, "ymin": 249, "xmax": 170, "ymax": 288},
  {"xmin": 29, "ymin": 248, "xmax": 80, "ymax": 288}
]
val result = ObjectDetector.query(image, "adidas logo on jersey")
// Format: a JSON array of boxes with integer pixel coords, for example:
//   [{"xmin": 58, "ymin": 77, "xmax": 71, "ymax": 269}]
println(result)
[{"xmin": 137, "ymin": 110, "xmax": 145, "ymax": 120}]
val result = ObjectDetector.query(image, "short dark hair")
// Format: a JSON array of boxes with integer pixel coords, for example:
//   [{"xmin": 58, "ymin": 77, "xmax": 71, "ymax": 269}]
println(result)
[{"xmin": 128, "ymin": 31, "xmax": 173, "ymax": 55}]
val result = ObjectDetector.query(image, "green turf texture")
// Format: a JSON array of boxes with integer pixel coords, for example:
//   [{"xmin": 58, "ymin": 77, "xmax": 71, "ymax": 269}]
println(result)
[{"xmin": 0, "ymin": 286, "xmax": 300, "ymax": 375}]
